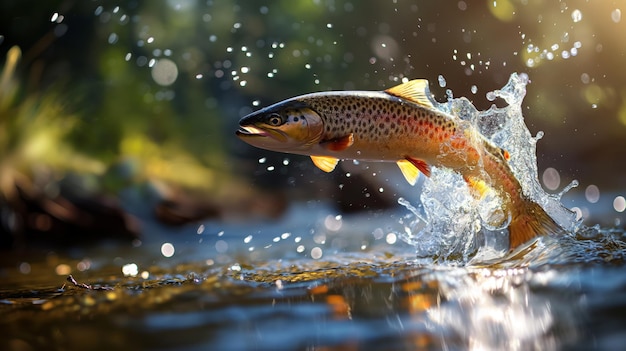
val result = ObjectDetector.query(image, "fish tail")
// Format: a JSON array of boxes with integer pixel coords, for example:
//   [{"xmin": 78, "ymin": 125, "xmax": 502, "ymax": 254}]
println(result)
[{"xmin": 508, "ymin": 199, "xmax": 562, "ymax": 249}]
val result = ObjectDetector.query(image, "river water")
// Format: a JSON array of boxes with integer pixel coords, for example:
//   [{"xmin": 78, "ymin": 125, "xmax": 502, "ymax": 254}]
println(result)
[{"xmin": 1, "ymin": 199, "xmax": 625, "ymax": 351}]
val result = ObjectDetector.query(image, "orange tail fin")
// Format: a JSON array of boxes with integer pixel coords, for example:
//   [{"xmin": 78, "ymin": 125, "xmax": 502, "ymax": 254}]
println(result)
[{"xmin": 508, "ymin": 200, "xmax": 563, "ymax": 249}]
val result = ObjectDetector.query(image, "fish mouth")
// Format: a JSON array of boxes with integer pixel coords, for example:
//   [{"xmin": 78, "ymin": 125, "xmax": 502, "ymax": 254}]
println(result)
[
  {"xmin": 236, "ymin": 125, "xmax": 288, "ymax": 142},
  {"xmin": 236, "ymin": 125, "xmax": 270, "ymax": 137}
]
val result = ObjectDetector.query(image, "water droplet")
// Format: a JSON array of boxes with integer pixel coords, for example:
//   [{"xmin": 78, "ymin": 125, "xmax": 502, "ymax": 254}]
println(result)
[
  {"xmin": 571, "ymin": 9, "xmax": 582, "ymax": 23},
  {"xmin": 570, "ymin": 207, "xmax": 583, "ymax": 221},
  {"xmin": 614, "ymin": 196, "xmax": 626, "ymax": 212},
  {"xmin": 215, "ymin": 240, "xmax": 228, "ymax": 253},
  {"xmin": 108, "ymin": 33, "xmax": 119, "ymax": 44},
  {"xmin": 19, "ymin": 262, "xmax": 31, "ymax": 274},
  {"xmin": 612, "ymin": 9, "xmax": 622, "ymax": 23},
  {"xmin": 122, "ymin": 263, "xmax": 138, "ymax": 277},
  {"xmin": 311, "ymin": 247, "xmax": 323, "ymax": 259},
  {"xmin": 438, "ymin": 74, "xmax": 447, "ymax": 87},
  {"xmin": 151, "ymin": 59, "xmax": 178, "ymax": 86},
  {"xmin": 471, "ymin": 85, "xmax": 478, "ymax": 94},
  {"xmin": 585, "ymin": 184, "xmax": 600, "ymax": 203},
  {"xmin": 161, "ymin": 243, "xmax": 175, "ymax": 257},
  {"xmin": 542, "ymin": 167, "xmax": 561, "ymax": 191},
  {"xmin": 580, "ymin": 73, "xmax": 590, "ymax": 84}
]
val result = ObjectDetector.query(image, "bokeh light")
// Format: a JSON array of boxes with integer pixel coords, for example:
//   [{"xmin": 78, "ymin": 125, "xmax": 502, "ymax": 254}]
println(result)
[{"xmin": 161, "ymin": 243, "xmax": 175, "ymax": 257}]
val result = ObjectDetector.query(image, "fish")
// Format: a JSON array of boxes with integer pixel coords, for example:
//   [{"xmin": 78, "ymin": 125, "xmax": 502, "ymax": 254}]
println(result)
[{"xmin": 236, "ymin": 79, "xmax": 562, "ymax": 249}]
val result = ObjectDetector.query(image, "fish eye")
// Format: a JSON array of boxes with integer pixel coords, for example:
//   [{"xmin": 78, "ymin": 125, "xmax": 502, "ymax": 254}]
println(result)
[
  {"xmin": 500, "ymin": 149, "xmax": 510, "ymax": 160},
  {"xmin": 268, "ymin": 113, "xmax": 283, "ymax": 126}
]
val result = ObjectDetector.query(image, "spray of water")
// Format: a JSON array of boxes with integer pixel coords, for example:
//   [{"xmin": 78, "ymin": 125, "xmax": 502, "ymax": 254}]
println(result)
[{"xmin": 400, "ymin": 73, "xmax": 582, "ymax": 262}]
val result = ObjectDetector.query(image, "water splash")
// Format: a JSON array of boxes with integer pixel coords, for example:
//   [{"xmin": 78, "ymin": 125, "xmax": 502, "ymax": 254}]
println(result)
[{"xmin": 400, "ymin": 73, "xmax": 581, "ymax": 262}]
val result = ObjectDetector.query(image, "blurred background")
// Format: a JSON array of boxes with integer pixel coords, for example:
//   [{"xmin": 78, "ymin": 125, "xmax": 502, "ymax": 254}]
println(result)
[{"xmin": 1, "ymin": 0, "xmax": 625, "ymax": 250}]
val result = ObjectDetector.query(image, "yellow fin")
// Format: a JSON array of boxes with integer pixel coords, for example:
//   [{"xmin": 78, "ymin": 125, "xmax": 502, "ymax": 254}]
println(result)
[
  {"xmin": 396, "ymin": 160, "xmax": 420, "ymax": 185},
  {"xmin": 311, "ymin": 156, "xmax": 339, "ymax": 172},
  {"xmin": 464, "ymin": 176, "xmax": 491, "ymax": 200},
  {"xmin": 385, "ymin": 79, "xmax": 434, "ymax": 108}
]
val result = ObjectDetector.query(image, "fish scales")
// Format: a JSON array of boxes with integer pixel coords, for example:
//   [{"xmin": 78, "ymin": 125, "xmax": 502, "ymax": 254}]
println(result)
[{"xmin": 299, "ymin": 93, "xmax": 457, "ymax": 160}]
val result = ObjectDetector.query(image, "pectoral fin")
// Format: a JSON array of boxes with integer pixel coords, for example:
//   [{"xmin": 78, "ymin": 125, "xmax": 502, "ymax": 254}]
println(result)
[
  {"xmin": 396, "ymin": 160, "xmax": 420, "ymax": 185},
  {"xmin": 311, "ymin": 156, "xmax": 339, "ymax": 172},
  {"xmin": 321, "ymin": 133, "xmax": 354, "ymax": 152},
  {"xmin": 385, "ymin": 79, "xmax": 434, "ymax": 108}
]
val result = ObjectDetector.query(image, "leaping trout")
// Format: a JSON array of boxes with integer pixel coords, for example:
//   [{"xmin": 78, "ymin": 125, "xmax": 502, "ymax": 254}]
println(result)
[{"xmin": 236, "ymin": 79, "xmax": 562, "ymax": 249}]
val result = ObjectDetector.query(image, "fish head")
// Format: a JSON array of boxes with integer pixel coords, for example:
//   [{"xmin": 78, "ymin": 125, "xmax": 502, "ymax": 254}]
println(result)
[{"xmin": 236, "ymin": 100, "xmax": 324, "ymax": 152}]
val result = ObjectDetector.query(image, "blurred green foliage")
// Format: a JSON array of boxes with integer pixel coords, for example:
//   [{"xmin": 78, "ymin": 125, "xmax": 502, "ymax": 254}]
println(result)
[
  {"xmin": 1, "ymin": 0, "xmax": 625, "ymax": 197},
  {"xmin": 0, "ymin": 46, "xmax": 104, "ymax": 187}
]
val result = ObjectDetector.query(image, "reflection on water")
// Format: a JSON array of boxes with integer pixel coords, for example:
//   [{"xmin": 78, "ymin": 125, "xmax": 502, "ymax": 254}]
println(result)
[{"xmin": 1, "ymin": 208, "xmax": 625, "ymax": 350}]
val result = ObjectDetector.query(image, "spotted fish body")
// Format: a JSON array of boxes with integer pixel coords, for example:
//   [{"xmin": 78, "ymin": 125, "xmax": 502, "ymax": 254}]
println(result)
[{"xmin": 237, "ymin": 79, "xmax": 562, "ymax": 249}]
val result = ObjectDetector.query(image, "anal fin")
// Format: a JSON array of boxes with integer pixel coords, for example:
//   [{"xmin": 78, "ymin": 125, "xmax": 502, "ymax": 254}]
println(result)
[
  {"xmin": 396, "ymin": 160, "xmax": 420, "ymax": 186},
  {"xmin": 311, "ymin": 156, "xmax": 339, "ymax": 172}
]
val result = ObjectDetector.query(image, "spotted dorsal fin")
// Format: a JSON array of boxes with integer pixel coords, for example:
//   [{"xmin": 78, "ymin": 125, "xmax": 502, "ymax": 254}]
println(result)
[
  {"xmin": 385, "ymin": 79, "xmax": 434, "ymax": 108},
  {"xmin": 311, "ymin": 156, "xmax": 339, "ymax": 172}
]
